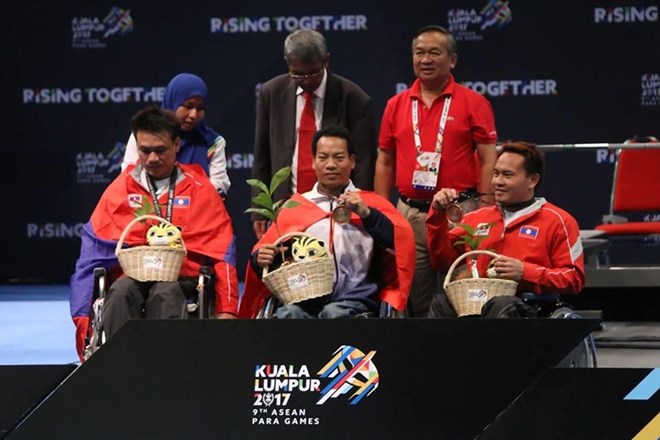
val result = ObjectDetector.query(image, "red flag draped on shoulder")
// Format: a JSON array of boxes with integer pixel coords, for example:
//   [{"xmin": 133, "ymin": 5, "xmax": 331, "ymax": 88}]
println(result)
[
  {"xmin": 70, "ymin": 164, "xmax": 238, "ymax": 361},
  {"xmin": 239, "ymin": 192, "xmax": 414, "ymax": 318}
]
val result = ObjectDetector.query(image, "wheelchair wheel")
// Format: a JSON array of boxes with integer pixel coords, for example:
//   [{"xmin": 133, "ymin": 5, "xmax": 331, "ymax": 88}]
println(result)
[
  {"xmin": 381, "ymin": 301, "xmax": 408, "ymax": 318},
  {"xmin": 256, "ymin": 296, "xmax": 279, "ymax": 319},
  {"xmin": 551, "ymin": 307, "xmax": 598, "ymax": 368}
]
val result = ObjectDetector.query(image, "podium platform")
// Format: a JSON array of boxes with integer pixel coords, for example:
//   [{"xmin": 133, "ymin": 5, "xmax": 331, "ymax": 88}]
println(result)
[
  {"xmin": 0, "ymin": 365, "xmax": 75, "ymax": 439},
  {"xmin": 481, "ymin": 368, "xmax": 660, "ymax": 439},
  {"xmin": 7, "ymin": 319, "xmax": 599, "ymax": 439}
]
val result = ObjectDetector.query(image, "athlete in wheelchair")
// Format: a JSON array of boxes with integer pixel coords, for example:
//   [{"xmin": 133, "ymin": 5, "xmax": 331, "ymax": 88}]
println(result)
[
  {"xmin": 239, "ymin": 126, "xmax": 415, "ymax": 319},
  {"xmin": 69, "ymin": 106, "xmax": 239, "ymax": 363},
  {"xmin": 83, "ymin": 264, "xmax": 216, "ymax": 360},
  {"xmin": 426, "ymin": 141, "xmax": 596, "ymax": 366}
]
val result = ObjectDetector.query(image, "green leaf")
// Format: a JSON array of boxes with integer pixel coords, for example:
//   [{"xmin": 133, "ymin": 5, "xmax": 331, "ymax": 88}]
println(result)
[
  {"xmin": 246, "ymin": 179, "xmax": 269, "ymax": 195},
  {"xmin": 282, "ymin": 200, "xmax": 300, "ymax": 209},
  {"xmin": 452, "ymin": 222, "xmax": 497, "ymax": 250},
  {"xmin": 455, "ymin": 223, "xmax": 476, "ymax": 235},
  {"xmin": 454, "ymin": 223, "xmax": 486, "ymax": 250},
  {"xmin": 245, "ymin": 166, "xmax": 297, "ymax": 232},
  {"xmin": 252, "ymin": 192, "xmax": 273, "ymax": 210},
  {"xmin": 133, "ymin": 196, "xmax": 154, "ymax": 222},
  {"xmin": 270, "ymin": 167, "xmax": 292, "ymax": 195},
  {"xmin": 244, "ymin": 208, "xmax": 274, "ymax": 220}
]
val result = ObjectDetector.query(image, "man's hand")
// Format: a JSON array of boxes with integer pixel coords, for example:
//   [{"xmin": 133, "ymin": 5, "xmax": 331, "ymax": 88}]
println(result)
[
  {"xmin": 339, "ymin": 191, "xmax": 370, "ymax": 218},
  {"xmin": 253, "ymin": 220, "xmax": 267, "ymax": 239},
  {"xmin": 256, "ymin": 244, "xmax": 289, "ymax": 268},
  {"xmin": 431, "ymin": 188, "xmax": 459, "ymax": 211},
  {"xmin": 490, "ymin": 256, "xmax": 524, "ymax": 281}
]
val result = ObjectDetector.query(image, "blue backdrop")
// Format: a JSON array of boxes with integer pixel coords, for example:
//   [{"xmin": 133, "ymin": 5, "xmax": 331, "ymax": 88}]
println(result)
[{"xmin": 4, "ymin": 1, "xmax": 659, "ymax": 282}]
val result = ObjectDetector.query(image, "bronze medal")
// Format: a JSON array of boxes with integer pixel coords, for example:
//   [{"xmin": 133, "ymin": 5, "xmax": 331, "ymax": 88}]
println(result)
[
  {"xmin": 446, "ymin": 203, "xmax": 463, "ymax": 223},
  {"xmin": 332, "ymin": 205, "xmax": 351, "ymax": 225}
]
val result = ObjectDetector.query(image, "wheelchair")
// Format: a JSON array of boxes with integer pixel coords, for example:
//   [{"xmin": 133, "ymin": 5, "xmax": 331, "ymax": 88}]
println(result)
[
  {"xmin": 522, "ymin": 292, "xmax": 598, "ymax": 368},
  {"xmin": 83, "ymin": 266, "xmax": 214, "ymax": 361}
]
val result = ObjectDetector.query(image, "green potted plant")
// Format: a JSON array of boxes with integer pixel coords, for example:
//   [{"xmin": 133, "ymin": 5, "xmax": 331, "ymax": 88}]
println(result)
[
  {"xmin": 452, "ymin": 223, "xmax": 492, "ymax": 279},
  {"xmin": 244, "ymin": 167, "xmax": 333, "ymax": 305},
  {"xmin": 244, "ymin": 166, "xmax": 299, "ymax": 237}
]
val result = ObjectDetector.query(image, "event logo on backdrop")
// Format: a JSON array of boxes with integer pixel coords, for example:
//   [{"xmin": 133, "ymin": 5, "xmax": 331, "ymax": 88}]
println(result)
[
  {"xmin": 594, "ymin": 6, "xmax": 658, "ymax": 23},
  {"xmin": 595, "ymin": 149, "xmax": 617, "ymax": 164},
  {"xmin": 227, "ymin": 153, "xmax": 254, "ymax": 170},
  {"xmin": 76, "ymin": 143, "xmax": 125, "ymax": 184},
  {"xmin": 72, "ymin": 6, "xmax": 134, "ymax": 49},
  {"xmin": 448, "ymin": 0, "xmax": 512, "ymax": 41},
  {"xmin": 252, "ymin": 345, "xmax": 378, "ymax": 426},
  {"xmin": 26, "ymin": 223, "xmax": 84, "ymax": 239},
  {"xmin": 461, "ymin": 79, "xmax": 557, "ymax": 97},
  {"xmin": 641, "ymin": 73, "xmax": 660, "ymax": 107},
  {"xmin": 22, "ymin": 87, "xmax": 165, "ymax": 105},
  {"xmin": 210, "ymin": 15, "xmax": 368, "ymax": 33},
  {"xmin": 389, "ymin": 78, "xmax": 558, "ymax": 104}
]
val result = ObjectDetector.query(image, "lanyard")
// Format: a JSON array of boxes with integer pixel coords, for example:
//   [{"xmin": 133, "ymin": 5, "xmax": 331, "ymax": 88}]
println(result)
[
  {"xmin": 412, "ymin": 95, "xmax": 452, "ymax": 154},
  {"xmin": 145, "ymin": 168, "xmax": 177, "ymax": 222}
]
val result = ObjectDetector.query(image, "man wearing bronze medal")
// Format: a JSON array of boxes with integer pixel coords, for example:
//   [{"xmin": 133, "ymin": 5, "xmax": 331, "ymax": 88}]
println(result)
[
  {"xmin": 240, "ymin": 126, "xmax": 415, "ymax": 319},
  {"xmin": 426, "ymin": 141, "xmax": 585, "ymax": 318},
  {"xmin": 375, "ymin": 25, "xmax": 498, "ymax": 317},
  {"xmin": 69, "ymin": 106, "xmax": 239, "ymax": 362}
]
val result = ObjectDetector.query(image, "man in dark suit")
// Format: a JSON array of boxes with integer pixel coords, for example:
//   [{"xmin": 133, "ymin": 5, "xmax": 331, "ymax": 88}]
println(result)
[{"xmin": 252, "ymin": 29, "xmax": 377, "ymax": 238}]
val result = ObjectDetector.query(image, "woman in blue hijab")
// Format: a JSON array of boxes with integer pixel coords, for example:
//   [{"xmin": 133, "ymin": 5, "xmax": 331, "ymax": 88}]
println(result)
[{"xmin": 121, "ymin": 73, "xmax": 230, "ymax": 197}]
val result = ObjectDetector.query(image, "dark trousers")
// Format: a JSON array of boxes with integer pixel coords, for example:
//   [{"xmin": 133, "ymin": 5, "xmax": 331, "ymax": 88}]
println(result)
[
  {"xmin": 102, "ymin": 277, "xmax": 188, "ymax": 338},
  {"xmin": 480, "ymin": 296, "xmax": 537, "ymax": 318},
  {"xmin": 428, "ymin": 294, "xmax": 537, "ymax": 319}
]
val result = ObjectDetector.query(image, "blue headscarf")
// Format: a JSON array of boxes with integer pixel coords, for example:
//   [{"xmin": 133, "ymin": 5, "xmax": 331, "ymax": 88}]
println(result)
[{"xmin": 161, "ymin": 73, "xmax": 220, "ymax": 176}]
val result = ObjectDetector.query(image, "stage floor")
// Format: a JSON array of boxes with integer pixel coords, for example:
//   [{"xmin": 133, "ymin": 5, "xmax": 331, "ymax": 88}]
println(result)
[{"xmin": 0, "ymin": 284, "xmax": 658, "ymax": 368}]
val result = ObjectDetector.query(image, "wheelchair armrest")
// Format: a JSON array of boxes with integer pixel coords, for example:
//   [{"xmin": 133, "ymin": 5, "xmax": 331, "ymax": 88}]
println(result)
[
  {"xmin": 93, "ymin": 268, "xmax": 107, "ymax": 299},
  {"xmin": 521, "ymin": 292, "xmax": 560, "ymax": 303},
  {"xmin": 195, "ymin": 266, "xmax": 213, "ymax": 319}
]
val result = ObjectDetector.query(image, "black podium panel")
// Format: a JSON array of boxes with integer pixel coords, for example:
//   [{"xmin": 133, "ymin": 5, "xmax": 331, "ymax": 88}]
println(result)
[
  {"xmin": 481, "ymin": 368, "xmax": 660, "ymax": 439},
  {"xmin": 0, "ymin": 365, "xmax": 75, "ymax": 439},
  {"xmin": 10, "ymin": 319, "xmax": 598, "ymax": 439}
]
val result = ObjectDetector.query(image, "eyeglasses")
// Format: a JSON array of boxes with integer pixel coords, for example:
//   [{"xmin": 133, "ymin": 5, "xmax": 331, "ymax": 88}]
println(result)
[{"xmin": 289, "ymin": 69, "xmax": 324, "ymax": 80}]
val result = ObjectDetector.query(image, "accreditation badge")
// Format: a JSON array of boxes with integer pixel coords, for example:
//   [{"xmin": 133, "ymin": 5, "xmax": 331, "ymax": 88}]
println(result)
[{"xmin": 411, "ymin": 151, "xmax": 440, "ymax": 191}]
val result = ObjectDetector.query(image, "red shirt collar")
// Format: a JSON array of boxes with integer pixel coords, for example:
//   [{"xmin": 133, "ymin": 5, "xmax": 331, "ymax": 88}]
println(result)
[{"xmin": 409, "ymin": 74, "xmax": 456, "ymax": 100}]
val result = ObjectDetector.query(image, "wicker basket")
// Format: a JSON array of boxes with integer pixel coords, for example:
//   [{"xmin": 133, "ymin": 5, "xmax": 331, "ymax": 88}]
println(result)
[
  {"xmin": 443, "ymin": 250, "xmax": 518, "ymax": 317},
  {"xmin": 262, "ymin": 231, "xmax": 334, "ymax": 305},
  {"xmin": 116, "ymin": 215, "xmax": 187, "ymax": 282}
]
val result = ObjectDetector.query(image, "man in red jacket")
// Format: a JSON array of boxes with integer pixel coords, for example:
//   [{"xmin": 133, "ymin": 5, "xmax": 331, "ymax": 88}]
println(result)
[
  {"xmin": 240, "ymin": 125, "xmax": 414, "ymax": 319},
  {"xmin": 426, "ymin": 141, "xmax": 585, "ymax": 317},
  {"xmin": 70, "ymin": 106, "xmax": 238, "ymax": 362}
]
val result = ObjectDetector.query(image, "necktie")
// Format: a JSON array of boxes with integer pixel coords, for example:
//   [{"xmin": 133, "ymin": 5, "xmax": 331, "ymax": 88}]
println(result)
[{"xmin": 296, "ymin": 91, "xmax": 317, "ymax": 193}]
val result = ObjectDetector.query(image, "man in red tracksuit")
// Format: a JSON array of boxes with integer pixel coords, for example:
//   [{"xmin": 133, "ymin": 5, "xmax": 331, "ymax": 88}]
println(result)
[{"xmin": 426, "ymin": 141, "xmax": 585, "ymax": 317}]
